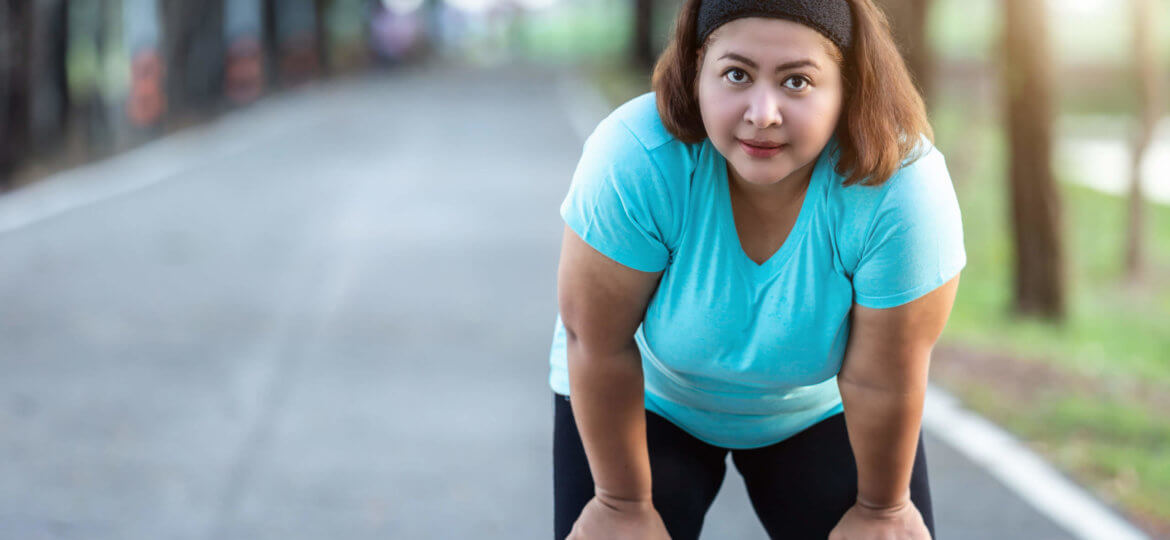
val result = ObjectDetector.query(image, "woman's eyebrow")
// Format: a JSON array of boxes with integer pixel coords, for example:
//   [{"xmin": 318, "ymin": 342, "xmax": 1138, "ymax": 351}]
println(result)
[{"xmin": 718, "ymin": 52, "xmax": 820, "ymax": 72}]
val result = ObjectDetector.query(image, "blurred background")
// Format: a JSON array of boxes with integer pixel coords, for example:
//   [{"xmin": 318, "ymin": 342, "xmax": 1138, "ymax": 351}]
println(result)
[{"xmin": 0, "ymin": 0, "xmax": 1167, "ymax": 538}]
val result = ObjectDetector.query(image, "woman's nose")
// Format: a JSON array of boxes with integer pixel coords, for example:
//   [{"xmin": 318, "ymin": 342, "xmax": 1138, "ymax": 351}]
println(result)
[{"xmin": 744, "ymin": 88, "xmax": 783, "ymax": 128}]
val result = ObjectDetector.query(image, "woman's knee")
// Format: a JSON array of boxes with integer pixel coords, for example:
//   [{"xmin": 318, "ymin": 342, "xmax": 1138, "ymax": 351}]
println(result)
[
  {"xmin": 641, "ymin": 410, "xmax": 727, "ymax": 538},
  {"xmin": 553, "ymin": 396, "xmax": 728, "ymax": 540},
  {"xmin": 731, "ymin": 414, "xmax": 938, "ymax": 537},
  {"xmin": 909, "ymin": 434, "xmax": 936, "ymax": 537}
]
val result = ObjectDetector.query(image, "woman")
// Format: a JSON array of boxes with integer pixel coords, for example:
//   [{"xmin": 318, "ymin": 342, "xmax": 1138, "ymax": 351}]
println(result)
[{"xmin": 549, "ymin": 0, "xmax": 965, "ymax": 538}]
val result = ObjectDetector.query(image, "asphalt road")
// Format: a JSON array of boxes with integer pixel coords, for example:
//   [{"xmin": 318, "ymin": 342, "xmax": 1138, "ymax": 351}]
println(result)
[{"xmin": 0, "ymin": 64, "xmax": 1086, "ymax": 539}]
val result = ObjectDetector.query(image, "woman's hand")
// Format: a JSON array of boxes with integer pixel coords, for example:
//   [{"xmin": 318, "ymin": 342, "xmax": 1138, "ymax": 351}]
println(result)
[
  {"xmin": 828, "ymin": 498, "xmax": 931, "ymax": 540},
  {"xmin": 566, "ymin": 494, "xmax": 672, "ymax": 540}
]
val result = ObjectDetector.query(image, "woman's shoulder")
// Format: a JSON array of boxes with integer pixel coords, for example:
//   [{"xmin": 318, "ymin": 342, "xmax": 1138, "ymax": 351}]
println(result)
[
  {"xmin": 824, "ymin": 137, "xmax": 950, "ymax": 211},
  {"xmin": 822, "ymin": 138, "xmax": 958, "ymax": 272},
  {"xmin": 563, "ymin": 93, "xmax": 697, "ymax": 267},
  {"xmin": 825, "ymin": 138, "xmax": 966, "ymax": 304},
  {"xmin": 582, "ymin": 92, "xmax": 701, "ymax": 191},
  {"xmin": 591, "ymin": 92, "xmax": 700, "ymax": 162},
  {"xmin": 605, "ymin": 92, "xmax": 677, "ymax": 151}
]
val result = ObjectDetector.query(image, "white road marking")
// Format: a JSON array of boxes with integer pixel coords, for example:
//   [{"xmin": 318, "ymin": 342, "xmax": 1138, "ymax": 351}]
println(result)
[{"xmin": 924, "ymin": 387, "xmax": 1149, "ymax": 540}]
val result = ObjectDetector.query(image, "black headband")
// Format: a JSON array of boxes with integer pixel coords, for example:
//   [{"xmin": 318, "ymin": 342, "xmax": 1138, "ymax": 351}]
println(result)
[{"xmin": 696, "ymin": 0, "xmax": 854, "ymax": 52}]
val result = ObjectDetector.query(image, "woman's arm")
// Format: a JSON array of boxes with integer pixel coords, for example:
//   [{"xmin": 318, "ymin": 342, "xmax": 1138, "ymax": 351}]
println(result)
[
  {"xmin": 837, "ymin": 274, "xmax": 960, "ymax": 509},
  {"xmin": 557, "ymin": 224, "xmax": 664, "ymax": 506}
]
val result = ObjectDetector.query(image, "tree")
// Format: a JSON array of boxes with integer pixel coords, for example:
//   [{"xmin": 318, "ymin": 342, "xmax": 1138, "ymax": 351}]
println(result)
[
  {"xmin": 1001, "ymin": 0, "xmax": 1065, "ymax": 320},
  {"xmin": 877, "ymin": 0, "xmax": 933, "ymax": 105},
  {"xmin": 632, "ymin": 0, "xmax": 656, "ymax": 69},
  {"xmin": 160, "ymin": 0, "xmax": 226, "ymax": 117},
  {"xmin": 1125, "ymin": 0, "xmax": 1162, "ymax": 283},
  {"xmin": 0, "ymin": 0, "xmax": 33, "ymax": 188},
  {"xmin": 29, "ymin": 0, "xmax": 71, "ymax": 155},
  {"xmin": 313, "ymin": 0, "xmax": 332, "ymax": 76},
  {"xmin": 267, "ymin": 0, "xmax": 319, "ymax": 86}
]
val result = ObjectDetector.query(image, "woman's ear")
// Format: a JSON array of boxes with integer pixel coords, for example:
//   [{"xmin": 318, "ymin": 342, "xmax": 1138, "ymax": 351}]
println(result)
[
  {"xmin": 692, "ymin": 51, "xmax": 703, "ymax": 97},
  {"xmin": 694, "ymin": 39, "xmax": 707, "ymax": 68}
]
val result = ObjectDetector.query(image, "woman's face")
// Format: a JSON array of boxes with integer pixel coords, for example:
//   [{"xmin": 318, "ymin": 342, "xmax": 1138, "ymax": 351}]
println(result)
[{"xmin": 696, "ymin": 17, "xmax": 844, "ymax": 187}]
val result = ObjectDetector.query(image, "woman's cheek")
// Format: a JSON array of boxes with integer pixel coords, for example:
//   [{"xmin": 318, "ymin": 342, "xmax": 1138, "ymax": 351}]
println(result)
[{"xmin": 794, "ymin": 101, "xmax": 836, "ymax": 138}]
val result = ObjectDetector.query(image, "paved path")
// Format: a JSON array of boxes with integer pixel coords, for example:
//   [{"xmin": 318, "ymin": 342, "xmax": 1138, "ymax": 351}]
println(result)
[{"xmin": 0, "ymin": 64, "xmax": 1110, "ymax": 539}]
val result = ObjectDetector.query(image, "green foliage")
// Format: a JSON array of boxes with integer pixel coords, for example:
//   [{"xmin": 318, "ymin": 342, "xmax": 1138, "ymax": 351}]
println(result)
[
  {"xmin": 933, "ymin": 94, "xmax": 1170, "ymax": 385},
  {"xmin": 929, "ymin": 0, "xmax": 997, "ymax": 62},
  {"xmin": 514, "ymin": 0, "xmax": 632, "ymax": 61}
]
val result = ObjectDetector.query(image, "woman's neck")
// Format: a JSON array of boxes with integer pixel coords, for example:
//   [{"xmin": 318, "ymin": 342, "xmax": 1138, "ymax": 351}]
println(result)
[{"xmin": 727, "ymin": 160, "xmax": 815, "ymax": 216}]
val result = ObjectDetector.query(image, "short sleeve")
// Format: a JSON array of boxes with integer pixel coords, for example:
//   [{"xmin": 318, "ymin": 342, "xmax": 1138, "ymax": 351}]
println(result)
[
  {"xmin": 852, "ymin": 147, "xmax": 967, "ymax": 308},
  {"xmin": 560, "ymin": 117, "xmax": 675, "ymax": 273}
]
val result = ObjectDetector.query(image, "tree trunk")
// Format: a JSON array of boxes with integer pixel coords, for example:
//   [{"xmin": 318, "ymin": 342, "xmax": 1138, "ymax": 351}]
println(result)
[
  {"xmin": 632, "ymin": 0, "xmax": 655, "ymax": 70},
  {"xmin": 1001, "ymin": 0, "xmax": 1065, "ymax": 320},
  {"xmin": 877, "ymin": 0, "xmax": 933, "ymax": 105},
  {"xmin": 270, "ymin": 0, "xmax": 319, "ymax": 85},
  {"xmin": 161, "ymin": 0, "xmax": 226, "ymax": 118},
  {"xmin": 224, "ymin": 0, "xmax": 265, "ymax": 104},
  {"xmin": 0, "ymin": 0, "xmax": 33, "ymax": 186},
  {"xmin": 1125, "ymin": 0, "xmax": 1161, "ymax": 283},
  {"xmin": 313, "ymin": 0, "xmax": 331, "ymax": 76},
  {"xmin": 261, "ymin": 0, "xmax": 280, "ymax": 87},
  {"xmin": 29, "ymin": 0, "xmax": 70, "ymax": 155}
]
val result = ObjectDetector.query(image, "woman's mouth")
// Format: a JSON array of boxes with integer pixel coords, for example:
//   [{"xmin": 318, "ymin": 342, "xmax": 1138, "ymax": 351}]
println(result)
[{"xmin": 738, "ymin": 139, "xmax": 786, "ymax": 158}]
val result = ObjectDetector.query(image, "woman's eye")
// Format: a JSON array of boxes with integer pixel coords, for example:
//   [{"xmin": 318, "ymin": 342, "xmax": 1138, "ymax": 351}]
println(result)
[
  {"xmin": 783, "ymin": 75, "xmax": 811, "ymax": 90},
  {"xmin": 724, "ymin": 68, "xmax": 750, "ymax": 84}
]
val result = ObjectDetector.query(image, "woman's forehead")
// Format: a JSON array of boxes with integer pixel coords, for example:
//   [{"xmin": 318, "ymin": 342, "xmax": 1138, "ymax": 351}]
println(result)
[{"xmin": 705, "ymin": 17, "xmax": 837, "ymax": 63}]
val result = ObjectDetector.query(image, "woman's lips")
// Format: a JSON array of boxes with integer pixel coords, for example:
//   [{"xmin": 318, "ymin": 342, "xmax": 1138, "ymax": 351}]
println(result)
[{"xmin": 738, "ymin": 139, "xmax": 786, "ymax": 158}]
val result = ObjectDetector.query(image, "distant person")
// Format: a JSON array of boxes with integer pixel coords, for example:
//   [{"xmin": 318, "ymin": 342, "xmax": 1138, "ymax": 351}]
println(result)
[{"xmin": 548, "ymin": 0, "xmax": 965, "ymax": 538}]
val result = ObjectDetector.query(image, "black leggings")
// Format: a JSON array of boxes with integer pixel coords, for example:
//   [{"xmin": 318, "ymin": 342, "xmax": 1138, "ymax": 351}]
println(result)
[{"xmin": 553, "ymin": 393, "xmax": 935, "ymax": 539}]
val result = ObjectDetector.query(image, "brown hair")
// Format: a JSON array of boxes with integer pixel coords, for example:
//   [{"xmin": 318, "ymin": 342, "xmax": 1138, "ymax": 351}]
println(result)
[{"xmin": 651, "ymin": 0, "xmax": 932, "ymax": 186}]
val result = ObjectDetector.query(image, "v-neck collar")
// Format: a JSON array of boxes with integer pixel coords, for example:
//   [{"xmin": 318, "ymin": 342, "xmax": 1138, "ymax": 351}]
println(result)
[{"xmin": 709, "ymin": 139, "xmax": 826, "ymax": 278}]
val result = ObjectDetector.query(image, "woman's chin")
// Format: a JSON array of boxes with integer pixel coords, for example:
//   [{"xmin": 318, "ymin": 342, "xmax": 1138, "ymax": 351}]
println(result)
[{"xmin": 734, "ymin": 166, "xmax": 794, "ymax": 186}]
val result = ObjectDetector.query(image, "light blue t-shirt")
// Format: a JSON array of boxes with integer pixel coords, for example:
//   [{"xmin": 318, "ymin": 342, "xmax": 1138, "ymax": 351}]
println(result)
[{"xmin": 548, "ymin": 92, "xmax": 966, "ymax": 449}]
